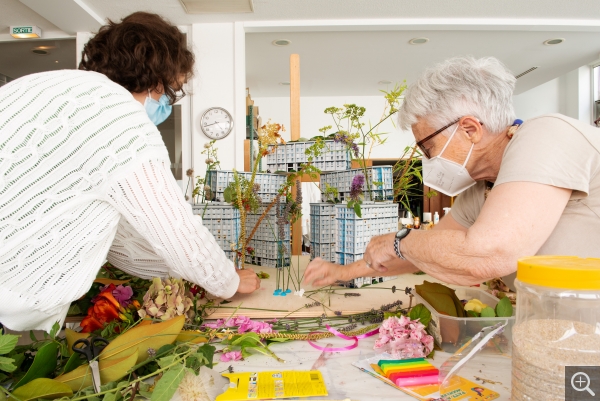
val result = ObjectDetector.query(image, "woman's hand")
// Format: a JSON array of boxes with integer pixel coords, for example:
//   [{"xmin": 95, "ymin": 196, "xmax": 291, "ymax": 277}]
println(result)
[
  {"xmin": 363, "ymin": 232, "xmax": 397, "ymax": 272},
  {"xmin": 303, "ymin": 258, "xmax": 349, "ymax": 287},
  {"xmin": 236, "ymin": 268, "xmax": 261, "ymax": 294}
]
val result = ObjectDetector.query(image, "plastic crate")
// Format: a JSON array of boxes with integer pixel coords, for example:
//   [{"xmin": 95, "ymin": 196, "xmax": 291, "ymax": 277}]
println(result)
[
  {"xmin": 192, "ymin": 203, "xmax": 240, "ymax": 255},
  {"xmin": 414, "ymin": 287, "xmax": 514, "ymax": 355},
  {"xmin": 264, "ymin": 141, "xmax": 351, "ymax": 172},
  {"xmin": 319, "ymin": 166, "xmax": 394, "ymax": 202},
  {"xmin": 309, "ymin": 203, "xmax": 337, "ymax": 262},
  {"xmin": 205, "ymin": 170, "xmax": 286, "ymax": 202}
]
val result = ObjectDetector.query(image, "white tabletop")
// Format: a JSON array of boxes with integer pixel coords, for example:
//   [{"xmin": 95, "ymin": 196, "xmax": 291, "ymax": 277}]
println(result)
[{"xmin": 219, "ymin": 333, "xmax": 512, "ymax": 401}]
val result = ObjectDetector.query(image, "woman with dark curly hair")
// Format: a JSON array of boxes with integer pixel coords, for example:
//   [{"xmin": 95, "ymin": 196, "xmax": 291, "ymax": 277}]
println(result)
[{"xmin": 0, "ymin": 12, "xmax": 260, "ymax": 332}]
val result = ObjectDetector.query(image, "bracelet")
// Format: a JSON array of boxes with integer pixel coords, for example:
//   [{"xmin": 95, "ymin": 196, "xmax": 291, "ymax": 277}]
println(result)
[{"xmin": 394, "ymin": 237, "xmax": 405, "ymax": 260}]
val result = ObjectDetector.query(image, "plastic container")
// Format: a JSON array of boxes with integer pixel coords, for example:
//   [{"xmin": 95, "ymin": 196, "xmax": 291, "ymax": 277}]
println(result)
[
  {"xmin": 511, "ymin": 256, "xmax": 600, "ymax": 401},
  {"xmin": 414, "ymin": 286, "xmax": 514, "ymax": 355}
]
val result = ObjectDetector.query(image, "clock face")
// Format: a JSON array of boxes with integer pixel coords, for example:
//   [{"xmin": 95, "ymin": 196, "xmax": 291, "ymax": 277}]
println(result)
[{"xmin": 200, "ymin": 107, "xmax": 234, "ymax": 140}]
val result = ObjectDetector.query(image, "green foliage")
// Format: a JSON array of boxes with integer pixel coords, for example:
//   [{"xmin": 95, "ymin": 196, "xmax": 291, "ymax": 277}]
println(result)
[
  {"xmin": 321, "ymin": 84, "xmax": 406, "ymax": 201},
  {"xmin": 414, "ymin": 281, "xmax": 466, "ymax": 318},
  {"xmin": 0, "ymin": 331, "xmax": 19, "ymax": 356},
  {"xmin": 323, "ymin": 183, "xmax": 339, "ymax": 203},
  {"xmin": 150, "ymin": 364, "xmax": 186, "ymax": 401},
  {"xmin": 347, "ymin": 200, "xmax": 362, "ymax": 218},
  {"xmin": 393, "ymin": 145, "xmax": 430, "ymax": 213},
  {"xmin": 10, "ymin": 378, "xmax": 72, "ymax": 401},
  {"xmin": 495, "ymin": 297, "xmax": 513, "ymax": 318},
  {"xmin": 14, "ymin": 342, "xmax": 58, "ymax": 389},
  {"xmin": 409, "ymin": 304, "xmax": 432, "ymax": 326},
  {"xmin": 480, "ymin": 307, "xmax": 496, "ymax": 318}
]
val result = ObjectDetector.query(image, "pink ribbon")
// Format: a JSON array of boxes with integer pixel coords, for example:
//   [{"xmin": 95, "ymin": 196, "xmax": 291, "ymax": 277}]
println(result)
[{"xmin": 308, "ymin": 324, "xmax": 379, "ymax": 352}]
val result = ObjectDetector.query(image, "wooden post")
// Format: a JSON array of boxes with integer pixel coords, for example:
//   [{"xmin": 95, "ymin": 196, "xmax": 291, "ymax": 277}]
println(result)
[
  {"xmin": 290, "ymin": 54, "xmax": 300, "ymax": 141},
  {"xmin": 290, "ymin": 54, "xmax": 302, "ymax": 255}
]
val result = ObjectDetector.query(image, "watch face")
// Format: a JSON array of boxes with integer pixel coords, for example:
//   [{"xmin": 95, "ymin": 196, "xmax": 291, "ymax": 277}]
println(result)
[{"xmin": 201, "ymin": 108, "xmax": 233, "ymax": 139}]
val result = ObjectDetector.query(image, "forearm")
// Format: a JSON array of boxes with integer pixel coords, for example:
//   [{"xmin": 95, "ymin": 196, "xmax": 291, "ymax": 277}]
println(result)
[
  {"xmin": 401, "ymin": 229, "xmax": 510, "ymax": 285},
  {"xmin": 343, "ymin": 258, "xmax": 418, "ymax": 280}
]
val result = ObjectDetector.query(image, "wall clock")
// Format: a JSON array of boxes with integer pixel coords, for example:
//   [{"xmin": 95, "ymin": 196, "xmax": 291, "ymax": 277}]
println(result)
[{"xmin": 200, "ymin": 107, "xmax": 234, "ymax": 139}]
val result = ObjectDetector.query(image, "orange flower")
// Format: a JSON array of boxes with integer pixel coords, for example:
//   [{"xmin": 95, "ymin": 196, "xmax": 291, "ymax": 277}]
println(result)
[{"xmin": 80, "ymin": 284, "xmax": 123, "ymax": 333}]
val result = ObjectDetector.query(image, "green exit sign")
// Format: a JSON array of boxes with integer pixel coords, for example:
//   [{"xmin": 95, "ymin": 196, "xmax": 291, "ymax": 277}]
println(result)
[{"xmin": 10, "ymin": 25, "xmax": 41, "ymax": 38}]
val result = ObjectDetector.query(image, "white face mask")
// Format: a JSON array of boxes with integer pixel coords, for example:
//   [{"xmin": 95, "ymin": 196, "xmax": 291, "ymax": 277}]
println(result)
[{"xmin": 422, "ymin": 124, "xmax": 477, "ymax": 197}]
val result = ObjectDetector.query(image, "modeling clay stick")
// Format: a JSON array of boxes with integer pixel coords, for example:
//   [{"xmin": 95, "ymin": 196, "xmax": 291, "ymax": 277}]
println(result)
[
  {"xmin": 388, "ymin": 369, "xmax": 439, "ymax": 381},
  {"xmin": 381, "ymin": 364, "xmax": 435, "ymax": 376},
  {"xmin": 378, "ymin": 358, "xmax": 425, "ymax": 368},
  {"xmin": 394, "ymin": 374, "xmax": 440, "ymax": 387}
]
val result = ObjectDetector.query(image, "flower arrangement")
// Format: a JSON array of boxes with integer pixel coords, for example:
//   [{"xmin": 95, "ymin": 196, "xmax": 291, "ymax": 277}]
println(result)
[
  {"xmin": 138, "ymin": 277, "xmax": 195, "ymax": 322},
  {"xmin": 192, "ymin": 140, "xmax": 221, "ymax": 205},
  {"xmin": 319, "ymin": 84, "xmax": 406, "ymax": 216},
  {"xmin": 80, "ymin": 283, "xmax": 140, "ymax": 333}
]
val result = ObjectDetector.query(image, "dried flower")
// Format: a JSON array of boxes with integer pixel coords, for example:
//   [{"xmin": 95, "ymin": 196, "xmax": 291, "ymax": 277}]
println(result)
[
  {"xmin": 405, "ymin": 287, "xmax": 412, "ymax": 295},
  {"xmin": 349, "ymin": 174, "xmax": 365, "ymax": 201},
  {"xmin": 186, "ymin": 168, "xmax": 194, "ymax": 177},
  {"xmin": 204, "ymin": 142, "xmax": 212, "ymax": 149},
  {"xmin": 295, "ymin": 180, "xmax": 302, "ymax": 208},
  {"xmin": 178, "ymin": 370, "xmax": 211, "ymax": 401},
  {"xmin": 138, "ymin": 277, "xmax": 195, "ymax": 323},
  {"xmin": 334, "ymin": 311, "xmax": 342, "ymax": 316},
  {"xmin": 205, "ymin": 158, "xmax": 215, "ymax": 164},
  {"xmin": 392, "ymin": 285, "xmax": 397, "ymax": 293},
  {"xmin": 344, "ymin": 293, "xmax": 361, "ymax": 297},
  {"xmin": 147, "ymin": 348, "xmax": 156, "ymax": 357}
]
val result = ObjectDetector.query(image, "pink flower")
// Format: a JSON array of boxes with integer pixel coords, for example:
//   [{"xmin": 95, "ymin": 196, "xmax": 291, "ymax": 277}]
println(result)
[
  {"xmin": 220, "ymin": 351, "xmax": 243, "ymax": 362},
  {"xmin": 112, "ymin": 285, "xmax": 133, "ymax": 307},
  {"xmin": 203, "ymin": 316, "xmax": 276, "ymax": 334},
  {"xmin": 374, "ymin": 316, "xmax": 434, "ymax": 359},
  {"xmin": 204, "ymin": 319, "xmax": 225, "ymax": 329}
]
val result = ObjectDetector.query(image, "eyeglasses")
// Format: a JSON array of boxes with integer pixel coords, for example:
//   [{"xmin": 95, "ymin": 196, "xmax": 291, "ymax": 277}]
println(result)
[{"xmin": 416, "ymin": 119, "xmax": 461, "ymax": 159}]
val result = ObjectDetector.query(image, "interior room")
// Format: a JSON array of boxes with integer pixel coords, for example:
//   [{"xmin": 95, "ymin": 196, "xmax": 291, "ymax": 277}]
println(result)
[{"xmin": 1, "ymin": 1, "xmax": 600, "ymax": 400}]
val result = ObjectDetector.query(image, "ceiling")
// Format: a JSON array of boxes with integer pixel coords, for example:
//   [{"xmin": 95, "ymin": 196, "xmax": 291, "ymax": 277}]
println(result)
[
  {"xmin": 246, "ymin": 30, "xmax": 600, "ymax": 97},
  {"xmin": 2, "ymin": 0, "xmax": 600, "ymax": 95},
  {"xmin": 0, "ymin": 39, "xmax": 76, "ymax": 79}
]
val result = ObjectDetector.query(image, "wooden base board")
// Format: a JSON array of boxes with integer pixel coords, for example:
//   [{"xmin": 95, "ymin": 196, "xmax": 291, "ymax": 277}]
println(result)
[{"xmin": 205, "ymin": 255, "xmax": 442, "ymax": 319}]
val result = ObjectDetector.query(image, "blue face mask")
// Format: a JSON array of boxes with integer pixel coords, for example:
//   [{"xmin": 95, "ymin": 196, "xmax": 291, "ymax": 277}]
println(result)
[{"xmin": 144, "ymin": 92, "xmax": 172, "ymax": 125}]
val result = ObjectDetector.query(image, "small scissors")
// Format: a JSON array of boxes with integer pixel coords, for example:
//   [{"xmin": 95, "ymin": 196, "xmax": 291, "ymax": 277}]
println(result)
[{"xmin": 72, "ymin": 336, "xmax": 109, "ymax": 393}]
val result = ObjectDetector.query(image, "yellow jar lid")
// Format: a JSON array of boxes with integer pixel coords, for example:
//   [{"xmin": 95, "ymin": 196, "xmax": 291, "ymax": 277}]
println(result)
[{"xmin": 517, "ymin": 256, "xmax": 600, "ymax": 290}]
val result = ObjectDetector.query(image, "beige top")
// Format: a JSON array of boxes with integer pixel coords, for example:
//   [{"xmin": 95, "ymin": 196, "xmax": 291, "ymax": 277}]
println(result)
[{"xmin": 452, "ymin": 114, "xmax": 600, "ymax": 259}]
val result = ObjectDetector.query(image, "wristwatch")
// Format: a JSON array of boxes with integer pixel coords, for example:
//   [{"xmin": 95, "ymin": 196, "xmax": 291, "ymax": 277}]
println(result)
[{"xmin": 394, "ymin": 228, "xmax": 411, "ymax": 260}]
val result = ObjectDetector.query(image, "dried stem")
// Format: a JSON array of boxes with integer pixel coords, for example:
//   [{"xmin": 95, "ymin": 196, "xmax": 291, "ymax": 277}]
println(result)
[{"xmin": 245, "ymin": 193, "xmax": 282, "ymax": 244}]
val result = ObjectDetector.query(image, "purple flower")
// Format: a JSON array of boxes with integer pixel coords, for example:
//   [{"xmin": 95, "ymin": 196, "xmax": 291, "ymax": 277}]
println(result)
[
  {"xmin": 112, "ymin": 285, "xmax": 133, "ymax": 307},
  {"xmin": 220, "ymin": 351, "xmax": 243, "ymax": 362},
  {"xmin": 349, "ymin": 174, "xmax": 365, "ymax": 201}
]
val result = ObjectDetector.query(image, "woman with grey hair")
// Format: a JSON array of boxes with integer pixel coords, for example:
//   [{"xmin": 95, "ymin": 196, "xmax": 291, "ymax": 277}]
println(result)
[{"xmin": 304, "ymin": 56, "xmax": 600, "ymax": 288}]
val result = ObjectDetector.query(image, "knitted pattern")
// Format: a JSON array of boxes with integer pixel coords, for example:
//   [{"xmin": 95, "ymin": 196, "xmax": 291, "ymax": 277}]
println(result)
[{"xmin": 0, "ymin": 70, "xmax": 238, "ymax": 331}]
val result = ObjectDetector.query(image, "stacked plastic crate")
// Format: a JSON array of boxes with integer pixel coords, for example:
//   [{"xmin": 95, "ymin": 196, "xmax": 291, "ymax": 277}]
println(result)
[
  {"xmin": 264, "ymin": 140, "xmax": 351, "ymax": 172},
  {"xmin": 319, "ymin": 166, "xmax": 394, "ymax": 202},
  {"xmin": 205, "ymin": 170, "xmax": 286, "ymax": 203},
  {"xmin": 309, "ymin": 203, "xmax": 337, "ymax": 263},
  {"xmin": 245, "ymin": 202, "xmax": 290, "ymax": 268},
  {"xmin": 335, "ymin": 202, "xmax": 399, "ymax": 287},
  {"xmin": 191, "ymin": 203, "xmax": 239, "ymax": 263}
]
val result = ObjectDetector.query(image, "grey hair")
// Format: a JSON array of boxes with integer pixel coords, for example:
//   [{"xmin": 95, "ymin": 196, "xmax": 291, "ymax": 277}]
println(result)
[{"xmin": 398, "ymin": 56, "xmax": 516, "ymax": 135}]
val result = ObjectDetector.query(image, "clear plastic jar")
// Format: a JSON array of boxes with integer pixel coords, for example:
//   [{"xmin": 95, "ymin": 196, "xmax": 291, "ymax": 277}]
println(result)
[{"xmin": 512, "ymin": 256, "xmax": 600, "ymax": 401}]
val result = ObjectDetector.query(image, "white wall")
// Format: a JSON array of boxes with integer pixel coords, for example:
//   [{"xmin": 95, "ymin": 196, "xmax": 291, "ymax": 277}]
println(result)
[
  {"xmin": 253, "ymin": 95, "xmax": 415, "ymax": 159},
  {"xmin": 189, "ymin": 23, "xmax": 246, "ymax": 193},
  {"xmin": 513, "ymin": 66, "xmax": 593, "ymax": 124}
]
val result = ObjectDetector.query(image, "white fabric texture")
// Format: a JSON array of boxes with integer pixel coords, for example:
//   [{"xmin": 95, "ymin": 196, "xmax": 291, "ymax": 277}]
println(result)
[{"xmin": 0, "ymin": 70, "xmax": 239, "ymax": 332}]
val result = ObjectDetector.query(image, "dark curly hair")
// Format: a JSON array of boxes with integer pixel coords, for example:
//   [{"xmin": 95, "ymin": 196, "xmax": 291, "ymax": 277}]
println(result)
[{"xmin": 79, "ymin": 12, "xmax": 194, "ymax": 104}]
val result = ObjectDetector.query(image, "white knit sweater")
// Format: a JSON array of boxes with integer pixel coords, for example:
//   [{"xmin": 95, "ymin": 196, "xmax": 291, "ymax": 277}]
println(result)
[{"xmin": 0, "ymin": 70, "xmax": 239, "ymax": 332}]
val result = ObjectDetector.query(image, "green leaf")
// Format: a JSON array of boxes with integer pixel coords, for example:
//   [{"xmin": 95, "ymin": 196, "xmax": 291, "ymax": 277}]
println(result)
[
  {"xmin": 195, "ymin": 344, "xmax": 215, "ymax": 369},
  {"xmin": 266, "ymin": 338, "xmax": 291, "ymax": 343},
  {"xmin": 0, "ymin": 332, "xmax": 19, "ymax": 355},
  {"xmin": 157, "ymin": 355, "xmax": 177, "ymax": 369},
  {"xmin": 466, "ymin": 310, "xmax": 479, "ymax": 318},
  {"xmin": 409, "ymin": 304, "xmax": 432, "ymax": 326},
  {"xmin": 232, "ymin": 333, "xmax": 260, "ymax": 346},
  {"xmin": 480, "ymin": 307, "xmax": 496, "ymax": 318},
  {"xmin": 48, "ymin": 323, "xmax": 60, "ymax": 340},
  {"xmin": 0, "ymin": 387, "xmax": 5, "ymax": 401},
  {"xmin": 10, "ymin": 378, "xmax": 72, "ymax": 401},
  {"xmin": 415, "ymin": 281, "xmax": 465, "ymax": 318},
  {"xmin": 495, "ymin": 297, "xmax": 513, "ymax": 318},
  {"xmin": 150, "ymin": 364, "xmax": 186, "ymax": 401},
  {"xmin": 29, "ymin": 331, "xmax": 37, "ymax": 343},
  {"xmin": 353, "ymin": 203, "xmax": 362, "ymax": 218},
  {"xmin": 0, "ymin": 356, "xmax": 17, "ymax": 373},
  {"xmin": 62, "ymin": 353, "xmax": 83, "ymax": 375},
  {"xmin": 14, "ymin": 342, "xmax": 58, "ymax": 389}
]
